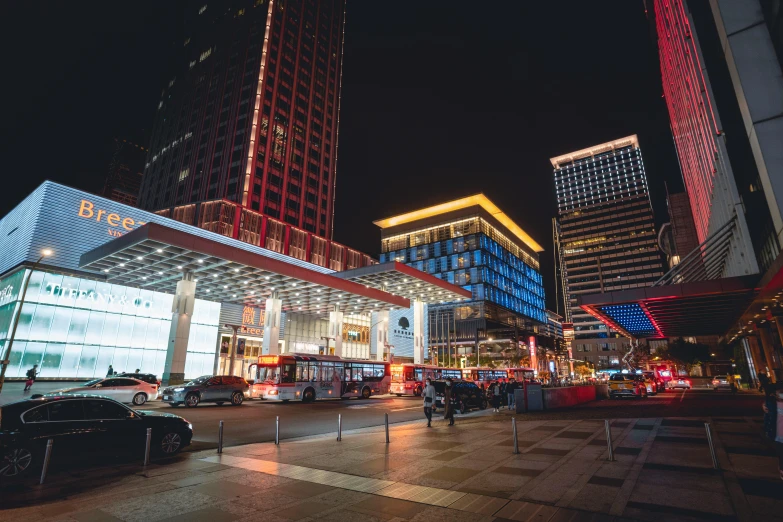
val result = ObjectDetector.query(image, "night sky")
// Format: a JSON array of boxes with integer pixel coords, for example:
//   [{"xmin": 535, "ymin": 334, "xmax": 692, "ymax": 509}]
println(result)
[{"xmin": 0, "ymin": 1, "xmax": 681, "ymax": 313}]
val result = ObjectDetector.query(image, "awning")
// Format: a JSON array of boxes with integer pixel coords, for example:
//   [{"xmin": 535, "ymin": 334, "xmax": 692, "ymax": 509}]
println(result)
[
  {"xmin": 577, "ymin": 276, "xmax": 759, "ymax": 339},
  {"xmin": 79, "ymin": 223, "xmax": 468, "ymax": 314}
]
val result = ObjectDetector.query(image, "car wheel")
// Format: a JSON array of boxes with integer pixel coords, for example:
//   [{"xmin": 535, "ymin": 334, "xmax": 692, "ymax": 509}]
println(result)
[
  {"xmin": 302, "ymin": 387, "xmax": 316, "ymax": 403},
  {"xmin": 460, "ymin": 402, "xmax": 468, "ymax": 414},
  {"xmin": 159, "ymin": 431, "xmax": 183, "ymax": 455},
  {"xmin": 479, "ymin": 399, "xmax": 488, "ymax": 410},
  {"xmin": 132, "ymin": 393, "xmax": 147, "ymax": 406},
  {"xmin": 1, "ymin": 446, "xmax": 35, "ymax": 478},
  {"xmin": 361, "ymin": 387, "xmax": 371, "ymax": 399},
  {"xmin": 231, "ymin": 392, "xmax": 244, "ymax": 406},
  {"xmin": 185, "ymin": 393, "xmax": 200, "ymax": 408}
]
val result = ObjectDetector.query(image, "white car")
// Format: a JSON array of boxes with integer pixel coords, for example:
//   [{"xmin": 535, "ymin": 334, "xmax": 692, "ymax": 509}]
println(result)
[
  {"xmin": 50, "ymin": 377, "xmax": 159, "ymax": 405},
  {"xmin": 666, "ymin": 378, "xmax": 692, "ymax": 390}
]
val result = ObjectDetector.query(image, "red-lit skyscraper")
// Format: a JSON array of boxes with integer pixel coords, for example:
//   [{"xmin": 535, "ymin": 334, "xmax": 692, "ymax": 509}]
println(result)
[{"xmin": 140, "ymin": 0, "xmax": 345, "ymax": 242}]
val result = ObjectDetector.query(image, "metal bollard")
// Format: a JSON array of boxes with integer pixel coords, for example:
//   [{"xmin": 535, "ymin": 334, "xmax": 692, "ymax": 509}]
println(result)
[
  {"xmin": 337, "ymin": 413, "xmax": 342, "ymax": 441},
  {"xmin": 704, "ymin": 423, "xmax": 719, "ymax": 470},
  {"xmin": 39, "ymin": 439, "xmax": 53, "ymax": 485},
  {"xmin": 512, "ymin": 417, "xmax": 519, "ymax": 454},
  {"xmin": 218, "ymin": 420, "xmax": 224, "ymax": 454},
  {"xmin": 385, "ymin": 413, "xmax": 390, "ymax": 444},
  {"xmin": 143, "ymin": 428, "xmax": 152, "ymax": 466},
  {"xmin": 605, "ymin": 420, "xmax": 615, "ymax": 462},
  {"xmin": 275, "ymin": 416, "xmax": 280, "ymax": 445}
]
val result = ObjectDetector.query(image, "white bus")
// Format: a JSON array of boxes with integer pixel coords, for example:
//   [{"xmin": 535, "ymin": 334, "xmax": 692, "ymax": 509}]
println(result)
[{"xmin": 248, "ymin": 354, "xmax": 390, "ymax": 402}]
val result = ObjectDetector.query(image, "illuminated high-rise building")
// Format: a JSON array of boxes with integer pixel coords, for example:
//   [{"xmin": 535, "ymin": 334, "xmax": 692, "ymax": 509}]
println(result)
[
  {"xmin": 552, "ymin": 135, "xmax": 664, "ymax": 339},
  {"xmin": 136, "ymin": 0, "xmax": 370, "ymax": 272}
]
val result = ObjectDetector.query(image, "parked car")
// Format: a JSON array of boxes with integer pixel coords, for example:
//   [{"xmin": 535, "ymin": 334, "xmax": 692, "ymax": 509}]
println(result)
[
  {"xmin": 432, "ymin": 380, "xmax": 487, "ymax": 413},
  {"xmin": 608, "ymin": 373, "xmax": 648, "ymax": 399},
  {"xmin": 49, "ymin": 377, "xmax": 159, "ymax": 406},
  {"xmin": 0, "ymin": 395, "xmax": 192, "ymax": 478},
  {"xmin": 667, "ymin": 377, "xmax": 692, "ymax": 390},
  {"xmin": 161, "ymin": 375, "xmax": 249, "ymax": 408},
  {"xmin": 638, "ymin": 373, "xmax": 658, "ymax": 396},
  {"xmin": 116, "ymin": 372, "xmax": 160, "ymax": 389},
  {"xmin": 711, "ymin": 375, "xmax": 732, "ymax": 391}
]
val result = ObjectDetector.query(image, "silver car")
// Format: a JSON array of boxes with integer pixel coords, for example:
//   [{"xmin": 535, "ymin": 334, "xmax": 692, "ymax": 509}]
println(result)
[
  {"xmin": 161, "ymin": 375, "xmax": 249, "ymax": 408},
  {"xmin": 712, "ymin": 375, "xmax": 732, "ymax": 390},
  {"xmin": 49, "ymin": 377, "xmax": 159, "ymax": 405}
]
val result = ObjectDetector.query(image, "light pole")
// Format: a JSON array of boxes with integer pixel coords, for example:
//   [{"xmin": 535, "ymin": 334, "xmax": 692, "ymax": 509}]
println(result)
[{"xmin": 0, "ymin": 249, "xmax": 52, "ymax": 394}]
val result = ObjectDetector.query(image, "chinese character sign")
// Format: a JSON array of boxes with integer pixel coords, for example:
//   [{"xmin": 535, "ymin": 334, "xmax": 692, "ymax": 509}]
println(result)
[{"xmin": 242, "ymin": 306, "xmax": 256, "ymax": 325}]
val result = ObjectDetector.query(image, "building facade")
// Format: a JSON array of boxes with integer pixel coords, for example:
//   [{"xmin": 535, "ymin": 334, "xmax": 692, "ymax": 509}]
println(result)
[
  {"xmin": 0, "ymin": 183, "xmax": 453, "ymax": 381},
  {"xmin": 101, "ymin": 138, "xmax": 146, "ymax": 207},
  {"xmin": 658, "ymin": 190, "xmax": 702, "ymax": 271},
  {"xmin": 134, "ymin": 1, "xmax": 366, "ymax": 273},
  {"xmin": 552, "ymin": 135, "xmax": 664, "ymax": 339},
  {"xmin": 374, "ymin": 194, "xmax": 547, "ymax": 366}
]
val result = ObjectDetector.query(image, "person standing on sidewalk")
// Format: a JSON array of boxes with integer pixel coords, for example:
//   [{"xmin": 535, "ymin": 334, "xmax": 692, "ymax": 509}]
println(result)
[
  {"xmin": 422, "ymin": 378, "xmax": 435, "ymax": 428},
  {"xmin": 443, "ymin": 379, "xmax": 455, "ymax": 426},
  {"xmin": 23, "ymin": 364, "xmax": 39, "ymax": 391},
  {"xmin": 506, "ymin": 378, "xmax": 517, "ymax": 410},
  {"xmin": 106, "ymin": 365, "xmax": 114, "ymax": 377},
  {"xmin": 491, "ymin": 381, "xmax": 502, "ymax": 412}
]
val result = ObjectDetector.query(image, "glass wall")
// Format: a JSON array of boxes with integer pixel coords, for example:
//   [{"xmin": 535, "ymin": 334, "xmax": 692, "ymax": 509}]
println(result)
[{"xmin": 0, "ymin": 270, "xmax": 221, "ymax": 379}]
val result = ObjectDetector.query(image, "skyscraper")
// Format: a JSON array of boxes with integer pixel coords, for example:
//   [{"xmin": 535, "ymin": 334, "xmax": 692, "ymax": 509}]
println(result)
[
  {"xmin": 139, "ymin": 0, "xmax": 345, "ymax": 241},
  {"xmin": 552, "ymin": 135, "xmax": 664, "ymax": 339}
]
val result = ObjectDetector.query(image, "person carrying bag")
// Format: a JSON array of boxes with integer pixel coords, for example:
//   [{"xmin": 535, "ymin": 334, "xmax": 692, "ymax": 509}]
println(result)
[{"xmin": 422, "ymin": 378, "xmax": 436, "ymax": 428}]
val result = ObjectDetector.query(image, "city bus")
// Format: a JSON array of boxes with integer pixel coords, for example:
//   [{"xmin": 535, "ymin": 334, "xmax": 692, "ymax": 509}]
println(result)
[
  {"xmin": 507, "ymin": 367, "xmax": 536, "ymax": 382},
  {"xmin": 248, "ymin": 354, "xmax": 390, "ymax": 402},
  {"xmin": 462, "ymin": 367, "xmax": 509, "ymax": 386},
  {"xmin": 390, "ymin": 364, "xmax": 462, "ymax": 396}
]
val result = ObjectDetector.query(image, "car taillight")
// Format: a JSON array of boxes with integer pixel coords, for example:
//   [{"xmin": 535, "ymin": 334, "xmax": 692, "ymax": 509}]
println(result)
[{"xmin": 268, "ymin": 390, "xmax": 278, "ymax": 395}]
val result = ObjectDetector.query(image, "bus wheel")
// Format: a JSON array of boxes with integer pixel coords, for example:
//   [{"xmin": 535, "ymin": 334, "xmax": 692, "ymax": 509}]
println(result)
[
  {"xmin": 303, "ymin": 387, "xmax": 316, "ymax": 403},
  {"xmin": 414, "ymin": 386, "xmax": 422, "ymax": 397},
  {"xmin": 361, "ymin": 387, "xmax": 371, "ymax": 399}
]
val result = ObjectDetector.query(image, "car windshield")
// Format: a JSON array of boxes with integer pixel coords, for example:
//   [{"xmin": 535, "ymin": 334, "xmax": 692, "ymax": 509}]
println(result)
[
  {"xmin": 609, "ymin": 374, "xmax": 629, "ymax": 381},
  {"xmin": 83, "ymin": 378, "xmax": 103, "ymax": 387},
  {"xmin": 257, "ymin": 366, "xmax": 280, "ymax": 384},
  {"xmin": 185, "ymin": 376, "xmax": 212, "ymax": 386}
]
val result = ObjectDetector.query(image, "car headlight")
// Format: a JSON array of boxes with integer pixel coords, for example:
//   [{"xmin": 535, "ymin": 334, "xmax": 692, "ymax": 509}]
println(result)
[
  {"xmin": 188, "ymin": 423, "xmax": 193, "ymax": 430},
  {"xmin": 174, "ymin": 387, "xmax": 185, "ymax": 392}
]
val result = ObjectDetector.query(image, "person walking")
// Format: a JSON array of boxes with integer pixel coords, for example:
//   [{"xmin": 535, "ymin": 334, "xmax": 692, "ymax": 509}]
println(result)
[
  {"xmin": 23, "ymin": 364, "xmax": 39, "ymax": 391},
  {"xmin": 491, "ymin": 381, "xmax": 502, "ymax": 412},
  {"xmin": 506, "ymin": 378, "xmax": 517, "ymax": 410},
  {"xmin": 443, "ymin": 379, "xmax": 455, "ymax": 426},
  {"xmin": 106, "ymin": 365, "xmax": 114, "ymax": 377},
  {"xmin": 422, "ymin": 378, "xmax": 436, "ymax": 428}
]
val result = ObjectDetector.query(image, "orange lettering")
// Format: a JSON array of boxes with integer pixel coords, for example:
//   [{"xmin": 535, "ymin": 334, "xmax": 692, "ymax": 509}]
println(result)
[
  {"xmin": 96, "ymin": 209, "xmax": 105, "ymax": 222},
  {"xmin": 107, "ymin": 213, "xmax": 120, "ymax": 226},
  {"xmin": 122, "ymin": 217, "xmax": 135, "ymax": 230},
  {"xmin": 78, "ymin": 200, "xmax": 94, "ymax": 218}
]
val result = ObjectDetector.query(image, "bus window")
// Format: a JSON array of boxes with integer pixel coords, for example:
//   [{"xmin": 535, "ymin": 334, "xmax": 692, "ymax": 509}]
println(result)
[
  {"xmin": 319, "ymin": 362, "xmax": 333, "ymax": 382},
  {"xmin": 414, "ymin": 368, "xmax": 423, "ymax": 381},
  {"xmin": 309, "ymin": 363, "xmax": 320, "ymax": 382},
  {"xmin": 344, "ymin": 365, "xmax": 352, "ymax": 381},
  {"xmin": 353, "ymin": 365, "xmax": 364, "ymax": 381},
  {"xmin": 281, "ymin": 363, "xmax": 295, "ymax": 383},
  {"xmin": 257, "ymin": 365, "xmax": 280, "ymax": 383},
  {"xmin": 296, "ymin": 362, "xmax": 310, "ymax": 382}
]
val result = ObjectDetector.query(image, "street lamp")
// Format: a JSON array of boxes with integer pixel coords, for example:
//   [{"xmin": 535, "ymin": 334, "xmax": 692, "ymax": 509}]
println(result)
[{"xmin": 0, "ymin": 249, "xmax": 52, "ymax": 394}]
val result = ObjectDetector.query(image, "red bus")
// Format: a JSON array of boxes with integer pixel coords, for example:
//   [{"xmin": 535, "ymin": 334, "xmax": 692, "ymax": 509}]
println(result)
[
  {"xmin": 249, "ymin": 354, "xmax": 390, "ymax": 402},
  {"xmin": 507, "ymin": 367, "xmax": 536, "ymax": 382},
  {"xmin": 390, "ymin": 364, "xmax": 463, "ymax": 396},
  {"xmin": 462, "ymin": 367, "xmax": 508, "ymax": 386}
]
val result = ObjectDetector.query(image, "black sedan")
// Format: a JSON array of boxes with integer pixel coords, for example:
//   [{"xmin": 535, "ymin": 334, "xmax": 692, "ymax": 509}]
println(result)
[
  {"xmin": 433, "ymin": 380, "xmax": 488, "ymax": 413},
  {"xmin": 0, "ymin": 395, "xmax": 193, "ymax": 479}
]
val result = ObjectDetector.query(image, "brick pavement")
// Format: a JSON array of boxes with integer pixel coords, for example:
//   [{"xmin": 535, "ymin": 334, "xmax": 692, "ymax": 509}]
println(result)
[{"xmin": 1, "ymin": 412, "xmax": 781, "ymax": 522}]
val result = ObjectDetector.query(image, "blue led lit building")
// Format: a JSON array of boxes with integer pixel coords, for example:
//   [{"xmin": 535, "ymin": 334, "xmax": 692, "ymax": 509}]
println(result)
[{"xmin": 374, "ymin": 195, "xmax": 548, "ymax": 367}]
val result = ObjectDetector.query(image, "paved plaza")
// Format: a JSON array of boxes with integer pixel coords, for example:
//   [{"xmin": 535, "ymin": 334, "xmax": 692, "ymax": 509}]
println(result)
[{"xmin": 2, "ymin": 405, "xmax": 781, "ymax": 522}]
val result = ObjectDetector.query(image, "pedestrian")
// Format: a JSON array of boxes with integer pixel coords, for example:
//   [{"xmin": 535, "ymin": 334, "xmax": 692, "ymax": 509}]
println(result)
[
  {"xmin": 106, "ymin": 364, "xmax": 114, "ymax": 377},
  {"xmin": 500, "ymin": 379, "xmax": 507, "ymax": 407},
  {"xmin": 507, "ymin": 378, "xmax": 517, "ymax": 410},
  {"xmin": 759, "ymin": 372, "xmax": 770, "ymax": 394},
  {"xmin": 134, "ymin": 368, "xmax": 141, "ymax": 374},
  {"xmin": 23, "ymin": 364, "xmax": 38, "ymax": 391},
  {"xmin": 491, "ymin": 381, "xmax": 502, "ymax": 412},
  {"xmin": 443, "ymin": 378, "xmax": 455, "ymax": 426},
  {"xmin": 422, "ymin": 378, "xmax": 435, "ymax": 428}
]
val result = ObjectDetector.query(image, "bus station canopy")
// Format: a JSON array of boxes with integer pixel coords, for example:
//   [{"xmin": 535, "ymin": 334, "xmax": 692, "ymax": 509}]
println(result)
[
  {"xmin": 577, "ymin": 275, "xmax": 759, "ymax": 339},
  {"xmin": 79, "ymin": 222, "xmax": 470, "ymax": 314}
]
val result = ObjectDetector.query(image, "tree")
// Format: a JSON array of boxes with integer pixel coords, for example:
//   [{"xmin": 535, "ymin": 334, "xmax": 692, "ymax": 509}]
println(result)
[
  {"xmin": 654, "ymin": 338, "xmax": 712, "ymax": 371},
  {"xmin": 574, "ymin": 364, "xmax": 592, "ymax": 379}
]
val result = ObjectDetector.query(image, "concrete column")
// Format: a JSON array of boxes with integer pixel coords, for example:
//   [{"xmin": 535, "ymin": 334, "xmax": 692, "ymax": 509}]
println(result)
[
  {"xmin": 262, "ymin": 294, "xmax": 282, "ymax": 355},
  {"xmin": 163, "ymin": 275, "xmax": 196, "ymax": 385},
  {"xmin": 329, "ymin": 305, "xmax": 343, "ymax": 357},
  {"xmin": 413, "ymin": 299, "xmax": 425, "ymax": 365},
  {"xmin": 747, "ymin": 334, "xmax": 767, "ymax": 380},
  {"xmin": 756, "ymin": 324, "xmax": 780, "ymax": 382},
  {"xmin": 375, "ymin": 310, "xmax": 389, "ymax": 361}
]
